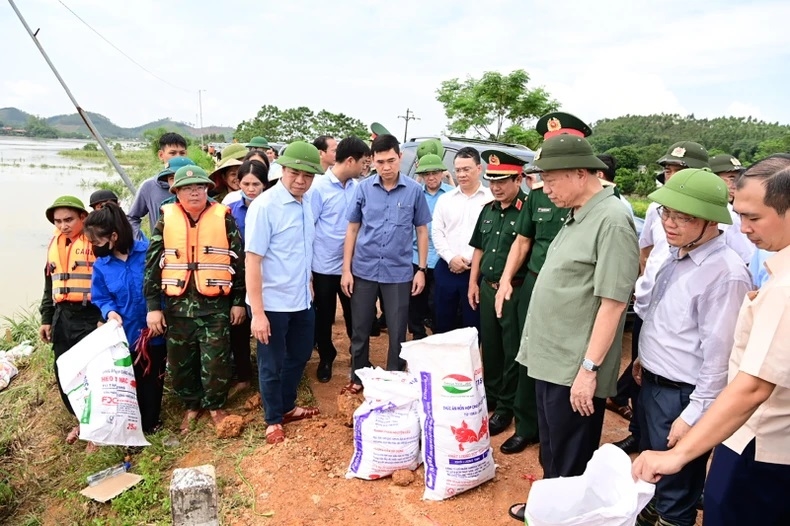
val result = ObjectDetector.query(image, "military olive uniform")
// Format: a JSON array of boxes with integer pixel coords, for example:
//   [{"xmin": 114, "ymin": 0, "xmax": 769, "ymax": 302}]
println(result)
[
  {"xmin": 511, "ymin": 184, "xmax": 569, "ymax": 438},
  {"xmin": 469, "ymin": 189, "xmax": 528, "ymax": 423},
  {"xmin": 144, "ymin": 206, "xmax": 245, "ymax": 411}
]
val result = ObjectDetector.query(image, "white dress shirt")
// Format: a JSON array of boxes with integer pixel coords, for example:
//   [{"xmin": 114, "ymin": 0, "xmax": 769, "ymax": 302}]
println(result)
[{"xmin": 431, "ymin": 183, "xmax": 492, "ymax": 263}]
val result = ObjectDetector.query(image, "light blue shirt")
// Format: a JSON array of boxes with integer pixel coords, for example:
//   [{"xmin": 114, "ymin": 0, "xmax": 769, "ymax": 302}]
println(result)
[
  {"xmin": 750, "ymin": 248, "xmax": 773, "ymax": 288},
  {"xmin": 245, "ymin": 181, "xmax": 314, "ymax": 312},
  {"xmin": 413, "ymin": 182, "xmax": 453, "ymax": 268},
  {"xmin": 347, "ymin": 173, "xmax": 432, "ymax": 283},
  {"xmin": 307, "ymin": 168, "xmax": 358, "ymax": 275}
]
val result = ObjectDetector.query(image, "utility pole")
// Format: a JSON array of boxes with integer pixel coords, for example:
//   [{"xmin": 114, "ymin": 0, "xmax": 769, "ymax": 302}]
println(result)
[
  {"xmin": 8, "ymin": 0, "xmax": 137, "ymax": 194},
  {"xmin": 198, "ymin": 89, "xmax": 206, "ymax": 146},
  {"xmin": 398, "ymin": 108, "xmax": 420, "ymax": 143}
]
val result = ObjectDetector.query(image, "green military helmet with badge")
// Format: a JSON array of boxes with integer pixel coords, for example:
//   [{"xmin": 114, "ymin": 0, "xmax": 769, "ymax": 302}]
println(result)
[
  {"xmin": 648, "ymin": 168, "xmax": 732, "ymax": 224},
  {"xmin": 221, "ymin": 143, "xmax": 248, "ymax": 162},
  {"xmin": 532, "ymin": 135, "xmax": 608, "ymax": 172},
  {"xmin": 46, "ymin": 195, "xmax": 88, "ymax": 223},
  {"xmin": 709, "ymin": 154, "xmax": 743, "ymax": 175},
  {"xmin": 370, "ymin": 122, "xmax": 391, "ymax": 140},
  {"xmin": 246, "ymin": 136, "xmax": 271, "ymax": 150},
  {"xmin": 170, "ymin": 165, "xmax": 215, "ymax": 194},
  {"xmin": 415, "ymin": 153, "xmax": 446, "ymax": 174},
  {"xmin": 481, "ymin": 150, "xmax": 525, "ymax": 180},
  {"xmin": 276, "ymin": 141, "xmax": 325, "ymax": 175},
  {"xmin": 657, "ymin": 141, "xmax": 709, "ymax": 169},
  {"xmin": 536, "ymin": 111, "xmax": 593, "ymax": 139},
  {"xmin": 416, "ymin": 139, "xmax": 445, "ymax": 160}
]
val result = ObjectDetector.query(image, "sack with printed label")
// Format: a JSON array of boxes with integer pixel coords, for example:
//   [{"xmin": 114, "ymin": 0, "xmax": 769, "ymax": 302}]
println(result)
[
  {"xmin": 400, "ymin": 327, "xmax": 495, "ymax": 500},
  {"xmin": 56, "ymin": 321, "xmax": 149, "ymax": 447},
  {"xmin": 346, "ymin": 367, "xmax": 421, "ymax": 480}
]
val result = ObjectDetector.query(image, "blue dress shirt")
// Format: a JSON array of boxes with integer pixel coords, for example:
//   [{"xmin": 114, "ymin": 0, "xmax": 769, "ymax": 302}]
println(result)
[
  {"xmin": 307, "ymin": 168, "xmax": 358, "ymax": 275},
  {"xmin": 413, "ymin": 182, "xmax": 454, "ymax": 268},
  {"xmin": 750, "ymin": 248, "xmax": 773, "ymax": 288}
]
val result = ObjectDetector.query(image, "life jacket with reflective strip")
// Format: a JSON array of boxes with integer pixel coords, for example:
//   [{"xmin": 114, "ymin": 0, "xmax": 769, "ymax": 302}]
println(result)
[
  {"xmin": 46, "ymin": 232, "xmax": 95, "ymax": 303},
  {"xmin": 160, "ymin": 202, "xmax": 235, "ymax": 297}
]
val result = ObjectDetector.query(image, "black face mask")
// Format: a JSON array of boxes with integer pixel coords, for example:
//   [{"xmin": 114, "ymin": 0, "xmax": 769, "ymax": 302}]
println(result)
[{"xmin": 92, "ymin": 242, "xmax": 113, "ymax": 258}]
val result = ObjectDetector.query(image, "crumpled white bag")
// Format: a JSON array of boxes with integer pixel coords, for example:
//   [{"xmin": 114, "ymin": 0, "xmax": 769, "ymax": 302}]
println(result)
[
  {"xmin": 57, "ymin": 321, "xmax": 149, "ymax": 447},
  {"xmin": 525, "ymin": 444, "xmax": 655, "ymax": 526}
]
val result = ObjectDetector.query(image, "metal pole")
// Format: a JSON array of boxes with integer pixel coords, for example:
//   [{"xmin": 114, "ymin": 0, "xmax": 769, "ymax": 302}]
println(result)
[
  {"xmin": 8, "ymin": 0, "xmax": 137, "ymax": 194},
  {"xmin": 198, "ymin": 90, "xmax": 205, "ymax": 146},
  {"xmin": 403, "ymin": 108, "xmax": 409, "ymax": 143}
]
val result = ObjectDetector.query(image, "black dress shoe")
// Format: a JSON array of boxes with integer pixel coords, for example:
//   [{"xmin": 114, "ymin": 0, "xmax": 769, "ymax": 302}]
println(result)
[
  {"xmin": 488, "ymin": 413, "xmax": 512, "ymax": 436},
  {"xmin": 316, "ymin": 361, "xmax": 333, "ymax": 383},
  {"xmin": 500, "ymin": 434, "xmax": 538, "ymax": 454},
  {"xmin": 612, "ymin": 434, "xmax": 639, "ymax": 454}
]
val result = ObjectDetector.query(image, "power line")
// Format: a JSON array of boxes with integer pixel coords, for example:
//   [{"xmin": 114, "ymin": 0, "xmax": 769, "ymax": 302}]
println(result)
[{"xmin": 57, "ymin": 0, "xmax": 191, "ymax": 93}]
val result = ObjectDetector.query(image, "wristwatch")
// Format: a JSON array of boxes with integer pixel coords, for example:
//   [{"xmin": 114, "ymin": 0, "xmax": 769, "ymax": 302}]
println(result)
[
  {"xmin": 416, "ymin": 267, "xmax": 427, "ymax": 273},
  {"xmin": 581, "ymin": 358, "xmax": 599, "ymax": 372}
]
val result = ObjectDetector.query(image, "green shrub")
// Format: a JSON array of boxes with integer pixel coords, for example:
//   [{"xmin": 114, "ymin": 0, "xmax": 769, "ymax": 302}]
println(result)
[{"xmin": 82, "ymin": 143, "xmax": 98, "ymax": 151}]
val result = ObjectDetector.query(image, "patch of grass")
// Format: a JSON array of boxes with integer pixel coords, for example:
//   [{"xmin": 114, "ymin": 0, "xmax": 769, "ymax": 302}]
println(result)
[{"xmin": 627, "ymin": 195, "xmax": 650, "ymax": 219}]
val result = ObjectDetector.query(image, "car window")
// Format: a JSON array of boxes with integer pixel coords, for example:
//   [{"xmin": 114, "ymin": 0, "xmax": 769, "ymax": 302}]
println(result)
[{"xmin": 400, "ymin": 147, "xmax": 417, "ymax": 179}]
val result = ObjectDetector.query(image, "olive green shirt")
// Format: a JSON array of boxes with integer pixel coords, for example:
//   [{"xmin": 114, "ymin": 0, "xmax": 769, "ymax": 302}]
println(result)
[
  {"xmin": 517, "ymin": 186, "xmax": 639, "ymax": 398},
  {"xmin": 515, "ymin": 185, "xmax": 570, "ymax": 274},
  {"xmin": 469, "ymin": 190, "xmax": 527, "ymax": 282}
]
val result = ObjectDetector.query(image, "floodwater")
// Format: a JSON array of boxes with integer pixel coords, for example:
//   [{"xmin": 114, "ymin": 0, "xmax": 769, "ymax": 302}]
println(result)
[{"xmin": 0, "ymin": 136, "xmax": 109, "ymax": 320}]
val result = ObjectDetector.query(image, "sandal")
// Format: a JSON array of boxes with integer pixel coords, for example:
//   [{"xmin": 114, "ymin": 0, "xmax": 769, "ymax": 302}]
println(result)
[
  {"xmin": 605, "ymin": 399, "xmax": 633, "ymax": 420},
  {"xmin": 265, "ymin": 424, "xmax": 285, "ymax": 444},
  {"xmin": 85, "ymin": 441, "xmax": 100, "ymax": 454},
  {"xmin": 340, "ymin": 383, "xmax": 364, "ymax": 395},
  {"xmin": 209, "ymin": 409, "xmax": 229, "ymax": 427},
  {"xmin": 282, "ymin": 406, "xmax": 320, "ymax": 424},
  {"xmin": 180, "ymin": 409, "xmax": 204, "ymax": 435},
  {"xmin": 66, "ymin": 425, "xmax": 80, "ymax": 445},
  {"xmin": 508, "ymin": 503, "xmax": 526, "ymax": 522}
]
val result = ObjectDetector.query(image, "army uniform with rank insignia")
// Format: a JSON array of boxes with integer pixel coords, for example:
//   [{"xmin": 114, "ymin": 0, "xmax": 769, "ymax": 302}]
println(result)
[{"xmin": 468, "ymin": 150, "xmax": 529, "ymax": 442}]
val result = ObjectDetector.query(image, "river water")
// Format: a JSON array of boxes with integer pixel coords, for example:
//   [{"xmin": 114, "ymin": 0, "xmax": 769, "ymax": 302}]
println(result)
[{"xmin": 0, "ymin": 136, "xmax": 109, "ymax": 320}]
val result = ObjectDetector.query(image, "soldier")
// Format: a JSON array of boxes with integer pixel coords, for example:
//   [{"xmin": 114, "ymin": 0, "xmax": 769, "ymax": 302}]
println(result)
[
  {"xmin": 710, "ymin": 154, "xmax": 755, "ymax": 264},
  {"xmin": 246, "ymin": 136, "xmax": 273, "ymax": 154},
  {"xmin": 39, "ymin": 196, "xmax": 104, "ymax": 445},
  {"xmin": 467, "ymin": 150, "xmax": 536, "ymax": 453},
  {"xmin": 144, "ymin": 165, "xmax": 246, "ymax": 434},
  {"xmin": 369, "ymin": 122, "xmax": 391, "ymax": 141}
]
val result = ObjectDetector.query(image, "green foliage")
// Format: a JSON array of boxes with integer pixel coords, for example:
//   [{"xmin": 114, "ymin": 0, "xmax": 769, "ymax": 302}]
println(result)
[
  {"xmin": 235, "ymin": 105, "xmax": 367, "ymax": 143},
  {"xmin": 501, "ymin": 125, "xmax": 542, "ymax": 149},
  {"xmin": 628, "ymin": 197, "xmax": 651, "ymax": 219},
  {"xmin": 24, "ymin": 116, "xmax": 58, "ymax": 139},
  {"xmin": 187, "ymin": 145, "xmax": 216, "ymax": 172},
  {"xmin": 753, "ymin": 134, "xmax": 790, "ymax": 161},
  {"xmin": 112, "ymin": 142, "xmax": 122, "ymax": 152},
  {"xmin": 614, "ymin": 168, "xmax": 638, "ymax": 194},
  {"xmin": 82, "ymin": 142, "xmax": 99, "ymax": 151},
  {"xmin": 203, "ymin": 133, "xmax": 226, "ymax": 142},
  {"xmin": 436, "ymin": 69, "xmax": 558, "ymax": 141},
  {"xmin": 606, "ymin": 146, "xmax": 640, "ymax": 170}
]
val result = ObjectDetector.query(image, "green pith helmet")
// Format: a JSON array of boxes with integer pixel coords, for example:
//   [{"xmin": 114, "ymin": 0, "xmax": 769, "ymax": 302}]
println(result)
[
  {"xmin": 648, "ymin": 168, "xmax": 732, "ymax": 224},
  {"xmin": 46, "ymin": 195, "xmax": 88, "ymax": 224},
  {"xmin": 656, "ymin": 141, "xmax": 709, "ymax": 169},
  {"xmin": 532, "ymin": 135, "xmax": 607, "ymax": 172},
  {"xmin": 276, "ymin": 141, "xmax": 324, "ymax": 175},
  {"xmin": 535, "ymin": 112, "xmax": 592, "ymax": 139},
  {"xmin": 709, "ymin": 154, "xmax": 743, "ymax": 174},
  {"xmin": 246, "ymin": 136, "xmax": 270, "ymax": 149},
  {"xmin": 170, "ymin": 165, "xmax": 215, "ymax": 194},
  {"xmin": 221, "ymin": 143, "xmax": 248, "ymax": 162},
  {"xmin": 416, "ymin": 139, "xmax": 444, "ymax": 160},
  {"xmin": 415, "ymin": 153, "xmax": 446, "ymax": 174},
  {"xmin": 370, "ymin": 122, "xmax": 391, "ymax": 137},
  {"xmin": 481, "ymin": 150, "xmax": 524, "ymax": 180}
]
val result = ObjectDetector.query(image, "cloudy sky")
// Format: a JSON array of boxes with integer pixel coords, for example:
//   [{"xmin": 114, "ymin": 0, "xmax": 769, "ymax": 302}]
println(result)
[{"xmin": 3, "ymin": 0, "xmax": 789, "ymax": 137}]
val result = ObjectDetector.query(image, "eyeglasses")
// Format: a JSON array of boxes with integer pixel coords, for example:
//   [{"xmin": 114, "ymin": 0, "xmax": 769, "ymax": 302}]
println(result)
[
  {"xmin": 657, "ymin": 205, "xmax": 695, "ymax": 224},
  {"xmin": 177, "ymin": 184, "xmax": 207, "ymax": 194}
]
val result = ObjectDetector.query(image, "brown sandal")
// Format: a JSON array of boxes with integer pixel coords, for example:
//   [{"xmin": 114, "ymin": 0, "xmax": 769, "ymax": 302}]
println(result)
[
  {"xmin": 265, "ymin": 424, "xmax": 285, "ymax": 444},
  {"xmin": 605, "ymin": 399, "xmax": 633, "ymax": 420},
  {"xmin": 340, "ymin": 383, "xmax": 364, "ymax": 395},
  {"xmin": 282, "ymin": 406, "xmax": 320, "ymax": 424}
]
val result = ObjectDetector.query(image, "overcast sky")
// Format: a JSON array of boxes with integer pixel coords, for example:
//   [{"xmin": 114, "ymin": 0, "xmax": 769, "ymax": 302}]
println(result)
[{"xmin": 3, "ymin": 0, "xmax": 789, "ymax": 138}]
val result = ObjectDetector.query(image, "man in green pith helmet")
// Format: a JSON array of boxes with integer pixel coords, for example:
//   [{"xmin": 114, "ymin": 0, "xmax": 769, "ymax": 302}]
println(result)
[
  {"xmin": 144, "ymin": 165, "xmax": 246, "ymax": 434},
  {"xmin": 246, "ymin": 136, "xmax": 272, "ymax": 154},
  {"xmin": 467, "ymin": 150, "xmax": 535, "ymax": 449},
  {"xmin": 630, "ymin": 168, "xmax": 752, "ymax": 526}
]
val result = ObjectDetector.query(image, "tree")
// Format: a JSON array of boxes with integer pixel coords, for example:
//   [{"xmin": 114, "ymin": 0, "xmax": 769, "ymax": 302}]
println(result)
[
  {"xmin": 500, "ymin": 125, "xmax": 542, "ymax": 150},
  {"xmin": 436, "ymin": 69, "xmax": 558, "ymax": 142},
  {"xmin": 25, "ymin": 115, "xmax": 58, "ymax": 139},
  {"xmin": 235, "ymin": 105, "xmax": 368, "ymax": 143},
  {"xmin": 605, "ymin": 146, "xmax": 640, "ymax": 170}
]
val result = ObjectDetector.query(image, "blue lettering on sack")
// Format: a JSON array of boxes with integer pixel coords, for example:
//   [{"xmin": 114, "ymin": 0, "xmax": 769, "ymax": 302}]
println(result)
[
  {"xmin": 448, "ymin": 450, "xmax": 489, "ymax": 465},
  {"xmin": 421, "ymin": 371, "xmax": 437, "ymax": 490}
]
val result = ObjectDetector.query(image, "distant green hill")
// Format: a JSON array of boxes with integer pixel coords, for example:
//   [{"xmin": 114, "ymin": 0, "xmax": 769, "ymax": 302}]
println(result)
[{"xmin": 0, "ymin": 107, "xmax": 234, "ymax": 140}]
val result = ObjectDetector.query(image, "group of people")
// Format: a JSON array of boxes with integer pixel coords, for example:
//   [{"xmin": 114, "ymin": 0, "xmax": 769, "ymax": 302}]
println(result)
[{"xmin": 37, "ymin": 111, "xmax": 790, "ymax": 525}]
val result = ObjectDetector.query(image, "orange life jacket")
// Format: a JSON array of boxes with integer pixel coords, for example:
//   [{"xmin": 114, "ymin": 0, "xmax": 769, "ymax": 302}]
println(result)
[
  {"xmin": 160, "ymin": 202, "xmax": 236, "ymax": 297},
  {"xmin": 46, "ymin": 232, "xmax": 95, "ymax": 303}
]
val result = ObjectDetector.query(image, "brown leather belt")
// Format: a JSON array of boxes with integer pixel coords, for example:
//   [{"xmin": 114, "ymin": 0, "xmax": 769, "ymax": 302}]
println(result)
[{"xmin": 484, "ymin": 278, "xmax": 524, "ymax": 290}]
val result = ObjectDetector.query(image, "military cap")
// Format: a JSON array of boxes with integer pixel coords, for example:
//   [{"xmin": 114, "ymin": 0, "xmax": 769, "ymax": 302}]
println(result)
[
  {"xmin": 416, "ymin": 139, "xmax": 445, "ymax": 160},
  {"xmin": 370, "ymin": 122, "xmax": 391, "ymax": 139},
  {"xmin": 158, "ymin": 156, "xmax": 196, "ymax": 181},
  {"xmin": 533, "ymin": 135, "xmax": 607, "ymax": 172},
  {"xmin": 709, "ymin": 154, "xmax": 743, "ymax": 174},
  {"xmin": 170, "ymin": 165, "xmax": 214, "ymax": 194},
  {"xmin": 415, "ymin": 153, "xmax": 446, "ymax": 174},
  {"xmin": 649, "ymin": 168, "xmax": 731, "ymax": 224},
  {"xmin": 536, "ymin": 112, "xmax": 592, "ymax": 139},
  {"xmin": 221, "ymin": 143, "xmax": 248, "ymax": 162},
  {"xmin": 246, "ymin": 136, "xmax": 271, "ymax": 149},
  {"xmin": 276, "ymin": 141, "xmax": 324, "ymax": 175},
  {"xmin": 46, "ymin": 195, "xmax": 88, "ymax": 223},
  {"xmin": 481, "ymin": 150, "xmax": 524, "ymax": 180},
  {"xmin": 657, "ymin": 141, "xmax": 709, "ymax": 169},
  {"xmin": 89, "ymin": 189, "xmax": 119, "ymax": 208}
]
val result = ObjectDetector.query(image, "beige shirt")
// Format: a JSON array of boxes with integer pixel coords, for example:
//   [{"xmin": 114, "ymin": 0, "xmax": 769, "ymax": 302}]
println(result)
[{"xmin": 723, "ymin": 245, "xmax": 790, "ymax": 464}]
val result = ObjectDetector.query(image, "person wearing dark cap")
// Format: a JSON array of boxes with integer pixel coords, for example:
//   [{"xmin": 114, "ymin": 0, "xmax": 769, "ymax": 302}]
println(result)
[
  {"xmin": 369, "ymin": 122, "xmax": 391, "ymax": 141},
  {"xmin": 468, "ymin": 150, "xmax": 536, "ymax": 450},
  {"xmin": 39, "ymin": 196, "xmax": 103, "ymax": 447},
  {"xmin": 152, "ymin": 156, "xmax": 196, "ymax": 207},
  {"xmin": 89, "ymin": 189, "xmax": 119, "ymax": 211},
  {"xmin": 535, "ymin": 111, "xmax": 593, "ymax": 139},
  {"xmin": 507, "ymin": 133, "xmax": 639, "ymax": 523},
  {"xmin": 710, "ymin": 154, "xmax": 755, "ymax": 264},
  {"xmin": 246, "ymin": 136, "xmax": 272, "ymax": 153}
]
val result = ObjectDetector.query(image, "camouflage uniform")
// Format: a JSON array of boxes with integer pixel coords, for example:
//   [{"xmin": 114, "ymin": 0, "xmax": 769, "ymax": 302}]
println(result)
[{"xmin": 144, "ymin": 206, "xmax": 245, "ymax": 410}]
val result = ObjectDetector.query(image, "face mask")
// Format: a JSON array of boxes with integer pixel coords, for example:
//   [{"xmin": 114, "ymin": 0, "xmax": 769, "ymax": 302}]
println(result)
[{"xmin": 92, "ymin": 242, "xmax": 113, "ymax": 258}]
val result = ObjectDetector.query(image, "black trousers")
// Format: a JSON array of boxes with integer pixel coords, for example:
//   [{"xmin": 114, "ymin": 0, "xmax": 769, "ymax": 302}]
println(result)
[
  {"xmin": 134, "ymin": 342, "xmax": 167, "ymax": 433},
  {"xmin": 614, "ymin": 315, "xmax": 643, "ymax": 439},
  {"xmin": 312, "ymin": 272, "xmax": 352, "ymax": 364},
  {"xmin": 51, "ymin": 303, "xmax": 103, "ymax": 416},
  {"xmin": 535, "ymin": 379, "xmax": 606, "ymax": 478},
  {"xmin": 408, "ymin": 264, "xmax": 435, "ymax": 339},
  {"xmin": 229, "ymin": 318, "xmax": 253, "ymax": 383}
]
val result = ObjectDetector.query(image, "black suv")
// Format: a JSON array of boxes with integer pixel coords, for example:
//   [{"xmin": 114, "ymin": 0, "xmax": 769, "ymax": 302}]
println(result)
[{"xmin": 399, "ymin": 136, "xmax": 535, "ymax": 186}]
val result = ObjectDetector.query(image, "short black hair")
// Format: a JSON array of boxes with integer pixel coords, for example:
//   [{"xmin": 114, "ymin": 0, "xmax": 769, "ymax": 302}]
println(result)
[
  {"xmin": 84, "ymin": 202, "xmax": 134, "ymax": 255},
  {"xmin": 455, "ymin": 146, "xmax": 480, "ymax": 165},
  {"xmin": 736, "ymin": 154, "xmax": 790, "ymax": 215},
  {"xmin": 159, "ymin": 132, "xmax": 187, "ymax": 150},
  {"xmin": 313, "ymin": 135, "xmax": 335, "ymax": 152},
  {"xmin": 371, "ymin": 134, "xmax": 400, "ymax": 156},
  {"xmin": 336, "ymin": 137, "xmax": 371, "ymax": 164},
  {"xmin": 597, "ymin": 154, "xmax": 617, "ymax": 182},
  {"xmin": 243, "ymin": 149, "xmax": 271, "ymax": 170}
]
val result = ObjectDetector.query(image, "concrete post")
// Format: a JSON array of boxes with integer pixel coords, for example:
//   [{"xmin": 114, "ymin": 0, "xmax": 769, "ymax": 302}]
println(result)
[{"xmin": 170, "ymin": 464, "xmax": 219, "ymax": 526}]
